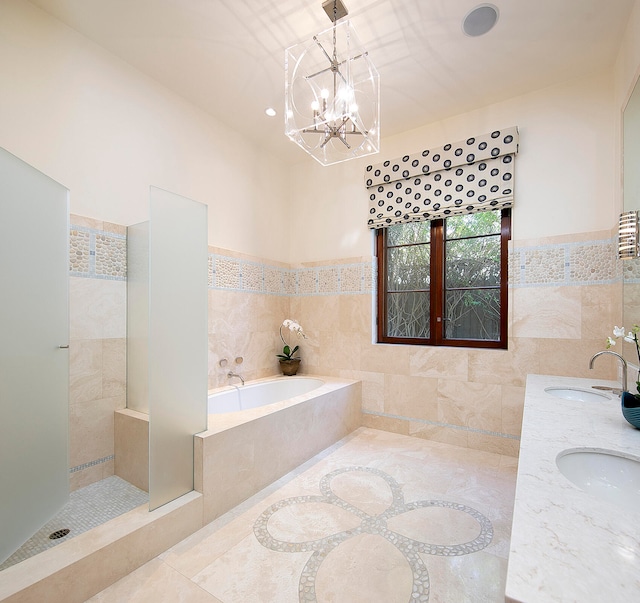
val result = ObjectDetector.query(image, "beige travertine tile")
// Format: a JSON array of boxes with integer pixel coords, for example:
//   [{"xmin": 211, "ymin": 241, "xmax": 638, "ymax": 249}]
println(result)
[
  {"xmin": 467, "ymin": 431, "xmax": 520, "ymax": 457},
  {"xmin": 69, "ymin": 463, "xmax": 104, "ymax": 492},
  {"xmin": 337, "ymin": 369, "xmax": 384, "ymax": 413},
  {"xmin": 408, "ymin": 421, "xmax": 469, "ymax": 449},
  {"xmin": 193, "ymin": 534, "xmax": 308, "ymax": 603},
  {"xmin": 409, "ymin": 345, "xmax": 470, "ymax": 380},
  {"xmin": 360, "ymin": 342, "xmax": 411, "ymax": 375},
  {"xmin": 535, "ymin": 337, "xmax": 616, "ymax": 379},
  {"xmin": 69, "ymin": 397, "xmax": 118, "ymax": 467},
  {"xmin": 315, "ymin": 533, "xmax": 413, "ymax": 602},
  {"xmin": 468, "ymin": 338, "xmax": 537, "ymax": 387},
  {"xmin": 86, "ymin": 558, "xmax": 222, "ymax": 602},
  {"xmin": 512, "ymin": 286, "xmax": 582, "ymax": 338},
  {"xmin": 102, "ymin": 222, "xmax": 127, "ymax": 236},
  {"xmin": 103, "ymin": 338, "xmax": 126, "ymax": 399},
  {"xmin": 70, "ymin": 277, "xmax": 126, "ymax": 340},
  {"xmin": 70, "ymin": 214, "xmax": 103, "ymax": 230},
  {"xmin": 501, "ymin": 385, "xmax": 525, "ymax": 436},
  {"xmin": 114, "ymin": 410, "xmax": 149, "ymax": 492},
  {"xmin": 361, "ymin": 413, "xmax": 410, "ymax": 435},
  {"xmin": 69, "ymin": 339, "xmax": 103, "ymax": 404},
  {"xmin": 437, "ymin": 379, "xmax": 502, "ymax": 432},
  {"xmin": 338, "ymin": 294, "xmax": 371, "ymax": 334},
  {"xmin": 384, "ymin": 373, "xmax": 439, "ymax": 421},
  {"xmin": 427, "ymin": 552, "xmax": 507, "ymax": 603}
]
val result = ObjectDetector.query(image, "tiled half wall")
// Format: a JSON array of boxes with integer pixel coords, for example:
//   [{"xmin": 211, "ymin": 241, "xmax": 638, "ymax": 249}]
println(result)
[{"xmin": 69, "ymin": 217, "xmax": 621, "ymax": 485}]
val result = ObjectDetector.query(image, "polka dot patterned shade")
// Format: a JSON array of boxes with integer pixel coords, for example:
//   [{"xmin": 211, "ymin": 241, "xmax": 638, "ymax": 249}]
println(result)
[{"xmin": 365, "ymin": 127, "xmax": 519, "ymax": 229}]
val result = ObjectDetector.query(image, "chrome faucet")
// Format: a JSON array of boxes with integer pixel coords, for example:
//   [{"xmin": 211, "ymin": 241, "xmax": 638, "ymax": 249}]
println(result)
[
  {"xmin": 589, "ymin": 350, "xmax": 627, "ymax": 393},
  {"xmin": 227, "ymin": 371, "xmax": 245, "ymax": 386}
]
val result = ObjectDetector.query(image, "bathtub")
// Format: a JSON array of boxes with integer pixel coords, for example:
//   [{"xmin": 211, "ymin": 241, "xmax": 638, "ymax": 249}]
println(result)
[
  {"xmin": 208, "ymin": 377, "xmax": 324, "ymax": 414},
  {"xmin": 196, "ymin": 375, "xmax": 361, "ymax": 524}
]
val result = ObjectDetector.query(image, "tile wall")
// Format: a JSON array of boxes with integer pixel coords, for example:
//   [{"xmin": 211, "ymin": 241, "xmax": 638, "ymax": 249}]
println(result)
[
  {"xmin": 68, "ymin": 217, "xmax": 621, "ymax": 489},
  {"xmin": 68, "ymin": 215, "xmax": 127, "ymax": 490}
]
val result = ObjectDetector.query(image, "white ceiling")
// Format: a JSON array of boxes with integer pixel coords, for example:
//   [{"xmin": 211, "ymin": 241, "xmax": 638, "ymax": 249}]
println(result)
[{"xmin": 28, "ymin": 0, "xmax": 636, "ymax": 163}]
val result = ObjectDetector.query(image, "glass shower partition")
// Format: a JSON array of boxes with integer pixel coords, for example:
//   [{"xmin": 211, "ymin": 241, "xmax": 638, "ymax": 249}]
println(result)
[
  {"xmin": 0, "ymin": 148, "xmax": 69, "ymax": 564},
  {"xmin": 127, "ymin": 187, "xmax": 208, "ymax": 511}
]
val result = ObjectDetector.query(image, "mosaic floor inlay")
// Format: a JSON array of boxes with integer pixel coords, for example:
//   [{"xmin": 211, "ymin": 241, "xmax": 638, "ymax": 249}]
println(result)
[{"xmin": 254, "ymin": 466, "xmax": 493, "ymax": 602}]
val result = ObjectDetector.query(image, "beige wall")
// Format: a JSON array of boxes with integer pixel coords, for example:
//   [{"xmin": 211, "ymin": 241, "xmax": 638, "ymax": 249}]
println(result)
[
  {"xmin": 6, "ymin": 0, "xmax": 637, "ymax": 483},
  {"xmin": 0, "ymin": 0, "xmax": 291, "ymax": 263},
  {"xmin": 288, "ymin": 70, "xmax": 617, "ymax": 263}
]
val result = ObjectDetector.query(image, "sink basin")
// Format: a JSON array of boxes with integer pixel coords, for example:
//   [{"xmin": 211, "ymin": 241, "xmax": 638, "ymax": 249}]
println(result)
[
  {"xmin": 544, "ymin": 387, "xmax": 609, "ymax": 402},
  {"xmin": 556, "ymin": 448, "xmax": 640, "ymax": 512}
]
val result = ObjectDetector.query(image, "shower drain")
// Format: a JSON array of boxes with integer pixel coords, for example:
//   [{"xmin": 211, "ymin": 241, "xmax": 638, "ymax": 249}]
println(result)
[{"xmin": 48, "ymin": 528, "xmax": 70, "ymax": 540}]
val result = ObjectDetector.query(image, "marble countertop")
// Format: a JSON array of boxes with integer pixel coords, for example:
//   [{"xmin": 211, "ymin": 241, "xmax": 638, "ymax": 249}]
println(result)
[{"xmin": 505, "ymin": 374, "xmax": 640, "ymax": 603}]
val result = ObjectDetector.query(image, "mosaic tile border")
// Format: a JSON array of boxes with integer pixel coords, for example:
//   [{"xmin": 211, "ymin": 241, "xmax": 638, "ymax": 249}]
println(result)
[
  {"xmin": 70, "ymin": 224, "xmax": 126, "ymax": 281},
  {"xmin": 69, "ymin": 223, "xmax": 620, "ymax": 292},
  {"xmin": 209, "ymin": 253, "xmax": 375, "ymax": 296},
  {"xmin": 363, "ymin": 410, "xmax": 521, "ymax": 441},
  {"xmin": 622, "ymin": 256, "xmax": 640, "ymax": 283},
  {"xmin": 509, "ymin": 237, "xmax": 620, "ymax": 287},
  {"xmin": 69, "ymin": 454, "xmax": 114, "ymax": 474}
]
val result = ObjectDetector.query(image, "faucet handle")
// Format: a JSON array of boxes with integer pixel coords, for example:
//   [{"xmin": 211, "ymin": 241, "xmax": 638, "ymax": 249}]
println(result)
[
  {"xmin": 219, "ymin": 358, "xmax": 228, "ymax": 368},
  {"xmin": 235, "ymin": 356, "xmax": 243, "ymax": 365}
]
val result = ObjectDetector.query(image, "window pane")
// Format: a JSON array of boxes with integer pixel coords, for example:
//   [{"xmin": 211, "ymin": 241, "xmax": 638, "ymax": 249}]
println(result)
[
  {"xmin": 445, "ymin": 289, "xmax": 500, "ymax": 340},
  {"xmin": 446, "ymin": 211, "xmax": 500, "ymax": 239},
  {"xmin": 387, "ymin": 244, "xmax": 430, "ymax": 291},
  {"xmin": 387, "ymin": 291, "xmax": 430, "ymax": 338},
  {"xmin": 445, "ymin": 236, "xmax": 500, "ymax": 288},
  {"xmin": 387, "ymin": 222, "xmax": 430, "ymax": 246}
]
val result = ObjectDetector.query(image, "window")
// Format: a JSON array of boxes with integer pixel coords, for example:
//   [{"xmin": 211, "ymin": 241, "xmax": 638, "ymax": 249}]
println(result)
[{"xmin": 376, "ymin": 208, "xmax": 510, "ymax": 349}]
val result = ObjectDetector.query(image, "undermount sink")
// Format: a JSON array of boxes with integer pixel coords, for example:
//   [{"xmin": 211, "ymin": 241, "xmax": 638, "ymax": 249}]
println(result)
[
  {"xmin": 556, "ymin": 448, "xmax": 640, "ymax": 512},
  {"xmin": 544, "ymin": 387, "xmax": 609, "ymax": 402}
]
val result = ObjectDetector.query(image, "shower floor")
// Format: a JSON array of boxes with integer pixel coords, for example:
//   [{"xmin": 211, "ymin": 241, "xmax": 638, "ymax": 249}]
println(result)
[{"xmin": 0, "ymin": 475, "xmax": 148, "ymax": 571}]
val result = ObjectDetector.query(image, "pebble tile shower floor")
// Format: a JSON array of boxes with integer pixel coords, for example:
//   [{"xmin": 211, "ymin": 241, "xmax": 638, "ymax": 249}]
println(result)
[
  {"xmin": 0, "ymin": 476, "xmax": 148, "ymax": 571},
  {"xmin": 88, "ymin": 428, "xmax": 517, "ymax": 603}
]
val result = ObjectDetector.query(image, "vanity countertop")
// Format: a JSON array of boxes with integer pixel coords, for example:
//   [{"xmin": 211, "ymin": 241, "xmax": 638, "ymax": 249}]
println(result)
[{"xmin": 505, "ymin": 374, "xmax": 640, "ymax": 603}]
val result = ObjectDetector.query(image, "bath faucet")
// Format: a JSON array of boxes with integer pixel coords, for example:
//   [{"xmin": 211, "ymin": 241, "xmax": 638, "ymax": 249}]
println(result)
[
  {"xmin": 227, "ymin": 371, "xmax": 245, "ymax": 386},
  {"xmin": 589, "ymin": 350, "xmax": 627, "ymax": 393}
]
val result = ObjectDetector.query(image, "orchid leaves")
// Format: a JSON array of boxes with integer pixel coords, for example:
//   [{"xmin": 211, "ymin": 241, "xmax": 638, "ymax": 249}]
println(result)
[{"xmin": 277, "ymin": 319, "xmax": 306, "ymax": 360}]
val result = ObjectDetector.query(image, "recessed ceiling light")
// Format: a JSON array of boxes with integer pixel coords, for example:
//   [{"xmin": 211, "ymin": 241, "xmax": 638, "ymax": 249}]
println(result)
[
  {"xmin": 462, "ymin": 4, "xmax": 499, "ymax": 37},
  {"xmin": 265, "ymin": 107, "xmax": 277, "ymax": 117}
]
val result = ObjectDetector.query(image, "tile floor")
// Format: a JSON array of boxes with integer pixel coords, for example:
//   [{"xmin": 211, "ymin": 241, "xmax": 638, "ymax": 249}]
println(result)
[
  {"xmin": 0, "ymin": 476, "xmax": 148, "ymax": 571},
  {"xmin": 88, "ymin": 428, "xmax": 518, "ymax": 602}
]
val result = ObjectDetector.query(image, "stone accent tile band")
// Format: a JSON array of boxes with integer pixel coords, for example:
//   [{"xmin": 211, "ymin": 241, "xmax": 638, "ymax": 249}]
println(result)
[
  {"xmin": 69, "ymin": 454, "xmax": 115, "ymax": 474},
  {"xmin": 510, "ymin": 237, "xmax": 620, "ymax": 287},
  {"xmin": 70, "ymin": 224, "xmax": 126, "ymax": 281},
  {"xmin": 69, "ymin": 223, "xmax": 621, "ymax": 292}
]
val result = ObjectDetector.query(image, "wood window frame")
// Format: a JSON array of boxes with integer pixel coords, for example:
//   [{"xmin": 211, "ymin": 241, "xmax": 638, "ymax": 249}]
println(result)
[{"xmin": 376, "ymin": 209, "xmax": 511, "ymax": 349}]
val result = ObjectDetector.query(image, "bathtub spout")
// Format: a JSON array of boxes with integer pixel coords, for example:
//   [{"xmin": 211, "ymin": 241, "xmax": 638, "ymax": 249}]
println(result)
[{"xmin": 228, "ymin": 371, "xmax": 245, "ymax": 386}]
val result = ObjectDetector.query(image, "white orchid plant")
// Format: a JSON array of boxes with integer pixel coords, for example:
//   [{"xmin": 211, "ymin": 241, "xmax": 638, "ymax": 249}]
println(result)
[
  {"xmin": 277, "ymin": 319, "xmax": 307, "ymax": 361},
  {"xmin": 606, "ymin": 324, "xmax": 640, "ymax": 396}
]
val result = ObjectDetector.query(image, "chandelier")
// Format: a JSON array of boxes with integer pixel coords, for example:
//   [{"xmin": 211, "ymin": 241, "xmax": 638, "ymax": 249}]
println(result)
[{"xmin": 285, "ymin": 0, "xmax": 380, "ymax": 166}]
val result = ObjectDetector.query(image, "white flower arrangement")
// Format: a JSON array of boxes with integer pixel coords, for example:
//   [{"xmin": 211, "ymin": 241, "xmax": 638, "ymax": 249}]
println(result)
[{"xmin": 277, "ymin": 319, "xmax": 307, "ymax": 361}]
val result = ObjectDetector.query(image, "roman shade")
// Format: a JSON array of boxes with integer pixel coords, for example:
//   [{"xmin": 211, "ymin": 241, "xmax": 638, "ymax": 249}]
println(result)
[{"xmin": 365, "ymin": 126, "xmax": 519, "ymax": 229}]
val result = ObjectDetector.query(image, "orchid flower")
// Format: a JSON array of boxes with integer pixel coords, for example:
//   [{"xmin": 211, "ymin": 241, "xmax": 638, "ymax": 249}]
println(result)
[{"xmin": 277, "ymin": 319, "xmax": 307, "ymax": 361}]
